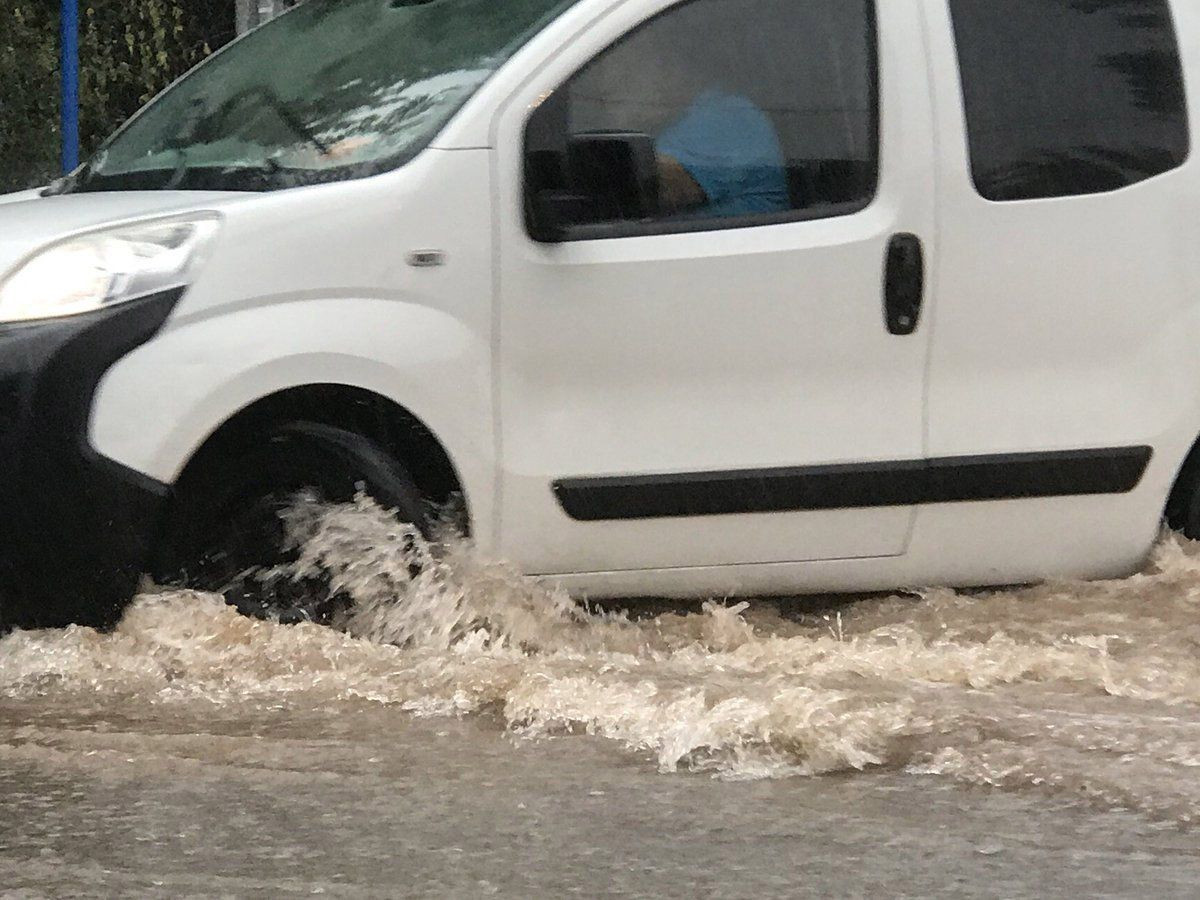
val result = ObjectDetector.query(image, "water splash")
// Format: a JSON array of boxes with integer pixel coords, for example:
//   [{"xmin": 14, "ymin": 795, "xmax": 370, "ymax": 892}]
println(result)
[{"xmin": 5, "ymin": 496, "xmax": 1200, "ymax": 822}]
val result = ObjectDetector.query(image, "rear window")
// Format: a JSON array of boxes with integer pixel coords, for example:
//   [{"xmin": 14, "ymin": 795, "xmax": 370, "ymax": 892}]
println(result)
[{"xmin": 949, "ymin": 0, "xmax": 1189, "ymax": 202}]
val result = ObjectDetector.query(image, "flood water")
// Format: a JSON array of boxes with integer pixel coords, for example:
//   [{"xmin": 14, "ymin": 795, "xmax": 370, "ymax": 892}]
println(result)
[{"xmin": 3, "ymin": 497, "xmax": 1200, "ymax": 896}]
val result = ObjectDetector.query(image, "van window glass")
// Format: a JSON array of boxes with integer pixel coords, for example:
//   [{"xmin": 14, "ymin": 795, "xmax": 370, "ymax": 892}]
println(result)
[
  {"xmin": 949, "ymin": 0, "xmax": 1189, "ymax": 202},
  {"xmin": 524, "ymin": 0, "xmax": 878, "ymax": 240},
  {"xmin": 69, "ymin": 0, "xmax": 578, "ymax": 193}
]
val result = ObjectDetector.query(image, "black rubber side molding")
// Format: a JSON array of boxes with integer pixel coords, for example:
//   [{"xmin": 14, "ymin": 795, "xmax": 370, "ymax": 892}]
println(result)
[{"xmin": 552, "ymin": 446, "xmax": 1153, "ymax": 522}]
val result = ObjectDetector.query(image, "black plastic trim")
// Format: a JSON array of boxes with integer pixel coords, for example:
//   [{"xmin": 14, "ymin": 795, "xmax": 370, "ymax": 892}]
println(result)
[
  {"xmin": 552, "ymin": 446, "xmax": 1154, "ymax": 522},
  {"xmin": 0, "ymin": 288, "xmax": 183, "ymax": 627}
]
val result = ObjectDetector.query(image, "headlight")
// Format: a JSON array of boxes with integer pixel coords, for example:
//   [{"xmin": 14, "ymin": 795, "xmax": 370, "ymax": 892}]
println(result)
[{"xmin": 0, "ymin": 215, "xmax": 220, "ymax": 323}]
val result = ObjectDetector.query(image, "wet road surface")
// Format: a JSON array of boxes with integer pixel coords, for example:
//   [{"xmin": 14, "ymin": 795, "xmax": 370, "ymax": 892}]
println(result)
[
  {"xmin": 2, "ymin": 708, "xmax": 1198, "ymax": 898},
  {"xmin": 3, "ymin": 499, "xmax": 1200, "ymax": 897}
]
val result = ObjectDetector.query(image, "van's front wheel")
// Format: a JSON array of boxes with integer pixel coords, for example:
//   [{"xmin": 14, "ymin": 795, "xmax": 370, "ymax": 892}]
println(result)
[{"xmin": 161, "ymin": 422, "xmax": 430, "ymax": 623}]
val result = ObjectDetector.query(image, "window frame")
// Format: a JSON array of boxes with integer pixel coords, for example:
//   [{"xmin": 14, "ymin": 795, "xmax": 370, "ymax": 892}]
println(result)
[
  {"xmin": 521, "ymin": 0, "xmax": 881, "ymax": 243},
  {"xmin": 948, "ymin": 0, "xmax": 1191, "ymax": 204}
]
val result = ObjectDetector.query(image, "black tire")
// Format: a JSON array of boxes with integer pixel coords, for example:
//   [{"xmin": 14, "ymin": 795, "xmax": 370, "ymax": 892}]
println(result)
[
  {"xmin": 160, "ymin": 421, "xmax": 430, "ymax": 623},
  {"xmin": 1167, "ymin": 447, "xmax": 1200, "ymax": 540}
]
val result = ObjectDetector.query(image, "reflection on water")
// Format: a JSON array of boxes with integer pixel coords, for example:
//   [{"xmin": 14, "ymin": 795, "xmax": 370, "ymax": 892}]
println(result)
[{"xmin": 4, "ymin": 496, "xmax": 1200, "ymax": 824}]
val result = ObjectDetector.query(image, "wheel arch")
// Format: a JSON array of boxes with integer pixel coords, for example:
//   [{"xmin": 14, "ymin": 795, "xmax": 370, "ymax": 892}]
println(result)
[
  {"xmin": 90, "ymin": 296, "xmax": 497, "ymax": 551},
  {"xmin": 167, "ymin": 382, "xmax": 469, "ymax": 533}
]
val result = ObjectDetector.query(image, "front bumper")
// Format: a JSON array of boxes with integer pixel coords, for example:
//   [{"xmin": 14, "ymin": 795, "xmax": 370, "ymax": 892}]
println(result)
[{"xmin": 0, "ymin": 289, "xmax": 183, "ymax": 627}]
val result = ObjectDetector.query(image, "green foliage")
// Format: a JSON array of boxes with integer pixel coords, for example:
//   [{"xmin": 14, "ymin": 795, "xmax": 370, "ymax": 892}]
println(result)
[
  {"xmin": 0, "ymin": 1, "xmax": 233, "ymax": 193},
  {"xmin": 0, "ymin": 3, "xmax": 59, "ymax": 192}
]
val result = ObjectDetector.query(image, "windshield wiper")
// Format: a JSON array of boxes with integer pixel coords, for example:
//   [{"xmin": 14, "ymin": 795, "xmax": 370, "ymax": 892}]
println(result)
[
  {"xmin": 41, "ymin": 160, "xmax": 91, "ymax": 196},
  {"xmin": 220, "ymin": 85, "xmax": 332, "ymax": 156},
  {"xmin": 263, "ymin": 91, "xmax": 331, "ymax": 156},
  {"xmin": 145, "ymin": 88, "xmax": 330, "ymax": 191},
  {"xmin": 219, "ymin": 156, "xmax": 286, "ymax": 190}
]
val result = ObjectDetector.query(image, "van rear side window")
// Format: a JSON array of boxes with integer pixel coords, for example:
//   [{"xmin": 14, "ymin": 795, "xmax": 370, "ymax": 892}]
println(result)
[{"xmin": 949, "ymin": 0, "xmax": 1189, "ymax": 202}]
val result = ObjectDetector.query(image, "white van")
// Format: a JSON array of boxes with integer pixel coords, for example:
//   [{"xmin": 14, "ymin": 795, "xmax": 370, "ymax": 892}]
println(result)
[{"xmin": 1, "ymin": 0, "xmax": 1196, "ymax": 626}]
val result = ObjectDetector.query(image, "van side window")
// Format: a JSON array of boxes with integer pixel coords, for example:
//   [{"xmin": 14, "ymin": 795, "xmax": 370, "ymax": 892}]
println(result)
[
  {"xmin": 949, "ymin": 0, "xmax": 1189, "ymax": 202},
  {"xmin": 524, "ymin": 0, "xmax": 878, "ymax": 241}
]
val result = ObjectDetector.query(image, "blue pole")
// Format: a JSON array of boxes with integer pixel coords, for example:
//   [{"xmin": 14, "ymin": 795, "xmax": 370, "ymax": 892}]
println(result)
[{"xmin": 61, "ymin": 0, "xmax": 80, "ymax": 173}]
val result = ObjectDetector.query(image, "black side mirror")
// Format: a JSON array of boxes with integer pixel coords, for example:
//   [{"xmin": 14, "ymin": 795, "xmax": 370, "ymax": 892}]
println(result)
[
  {"xmin": 568, "ymin": 131, "xmax": 659, "ymax": 222},
  {"xmin": 528, "ymin": 190, "xmax": 600, "ymax": 243},
  {"xmin": 526, "ymin": 131, "xmax": 660, "ymax": 243}
]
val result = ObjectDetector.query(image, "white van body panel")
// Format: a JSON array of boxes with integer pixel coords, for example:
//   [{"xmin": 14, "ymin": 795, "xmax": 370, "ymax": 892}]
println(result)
[
  {"xmin": 548, "ymin": 493, "xmax": 1153, "ymax": 600},
  {"xmin": 90, "ymin": 148, "xmax": 501, "ymax": 550},
  {"xmin": 921, "ymin": 0, "xmax": 1200, "ymax": 458},
  {"xmin": 0, "ymin": 189, "xmax": 48, "ymax": 209},
  {"xmin": 900, "ymin": 0, "xmax": 1200, "ymax": 588},
  {"xmin": 491, "ymin": 0, "xmax": 938, "ymax": 574}
]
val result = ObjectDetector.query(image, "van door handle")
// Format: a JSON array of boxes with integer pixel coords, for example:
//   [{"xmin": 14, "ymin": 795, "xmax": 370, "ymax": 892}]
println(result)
[{"xmin": 884, "ymin": 233, "xmax": 925, "ymax": 336}]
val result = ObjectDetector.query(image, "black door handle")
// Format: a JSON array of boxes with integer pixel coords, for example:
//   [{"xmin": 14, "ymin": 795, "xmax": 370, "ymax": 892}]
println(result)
[{"xmin": 884, "ymin": 233, "xmax": 925, "ymax": 336}]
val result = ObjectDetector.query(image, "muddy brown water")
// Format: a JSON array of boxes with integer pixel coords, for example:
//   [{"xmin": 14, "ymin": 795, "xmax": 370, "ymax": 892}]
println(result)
[{"xmin": 3, "ymin": 498, "xmax": 1200, "ymax": 896}]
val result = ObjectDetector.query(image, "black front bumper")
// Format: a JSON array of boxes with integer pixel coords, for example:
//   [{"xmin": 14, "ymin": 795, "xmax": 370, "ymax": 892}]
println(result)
[{"xmin": 0, "ymin": 289, "xmax": 183, "ymax": 627}]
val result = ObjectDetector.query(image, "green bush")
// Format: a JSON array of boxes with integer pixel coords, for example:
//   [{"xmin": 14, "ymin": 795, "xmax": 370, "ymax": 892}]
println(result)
[{"xmin": 0, "ymin": 1, "xmax": 233, "ymax": 193}]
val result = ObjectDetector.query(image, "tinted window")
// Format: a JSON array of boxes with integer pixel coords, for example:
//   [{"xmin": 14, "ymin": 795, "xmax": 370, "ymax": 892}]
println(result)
[
  {"xmin": 950, "ymin": 0, "xmax": 1189, "ymax": 202},
  {"xmin": 525, "ymin": 0, "xmax": 878, "ymax": 240}
]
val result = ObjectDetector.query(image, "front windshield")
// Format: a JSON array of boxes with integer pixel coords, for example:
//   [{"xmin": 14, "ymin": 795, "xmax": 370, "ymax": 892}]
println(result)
[{"xmin": 71, "ymin": 0, "xmax": 576, "ymax": 193}]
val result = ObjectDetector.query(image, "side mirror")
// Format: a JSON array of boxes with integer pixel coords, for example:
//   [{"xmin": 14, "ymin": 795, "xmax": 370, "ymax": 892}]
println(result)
[
  {"xmin": 525, "ymin": 132, "xmax": 660, "ymax": 243},
  {"xmin": 568, "ymin": 131, "xmax": 660, "ymax": 223},
  {"xmin": 528, "ymin": 190, "xmax": 600, "ymax": 243}
]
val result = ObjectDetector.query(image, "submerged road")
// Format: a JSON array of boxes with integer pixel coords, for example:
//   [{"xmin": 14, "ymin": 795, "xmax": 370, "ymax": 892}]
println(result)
[
  {"xmin": 3, "ymin": 502, "xmax": 1200, "ymax": 897},
  {"xmin": 1, "ymin": 707, "xmax": 1197, "ymax": 898}
]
